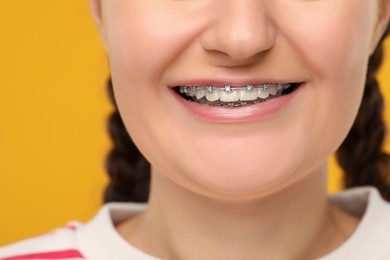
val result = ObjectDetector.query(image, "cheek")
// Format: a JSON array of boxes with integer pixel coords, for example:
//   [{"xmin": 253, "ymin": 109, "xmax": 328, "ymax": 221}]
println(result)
[
  {"xmin": 103, "ymin": 1, "xmax": 211, "ymax": 130},
  {"xmin": 102, "ymin": 2, "xmax": 183, "ymax": 149},
  {"xmin": 101, "ymin": 2, "xmax": 210, "ymax": 175},
  {"xmin": 102, "ymin": 1, "xmax": 214, "ymax": 155},
  {"xmin": 103, "ymin": 1, "xmax": 210, "ymax": 86},
  {"xmin": 279, "ymin": 2, "xmax": 375, "ymax": 80},
  {"xmin": 281, "ymin": 2, "xmax": 376, "ymax": 161}
]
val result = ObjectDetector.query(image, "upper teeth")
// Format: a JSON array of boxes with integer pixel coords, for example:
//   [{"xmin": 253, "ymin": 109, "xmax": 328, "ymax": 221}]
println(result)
[{"xmin": 180, "ymin": 84, "xmax": 291, "ymax": 102}]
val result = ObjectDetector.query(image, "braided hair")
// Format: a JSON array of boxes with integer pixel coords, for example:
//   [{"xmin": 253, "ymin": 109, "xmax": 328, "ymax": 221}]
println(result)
[
  {"xmin": 336, "ymin": 25, "xmax": 390, "ymax": 200},
  {"xmin": 104, "ymin": 80, "xmax": 150, "ymax": 203},
  {"xmin": 104, "ymin": 26, "xmax": 390, "ymax": 203}
]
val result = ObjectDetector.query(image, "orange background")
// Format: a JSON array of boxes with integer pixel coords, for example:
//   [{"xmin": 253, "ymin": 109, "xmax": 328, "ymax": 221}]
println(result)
[{"xmin": 1, "ymin": 1, "xmax": 390, "ymax": 245}]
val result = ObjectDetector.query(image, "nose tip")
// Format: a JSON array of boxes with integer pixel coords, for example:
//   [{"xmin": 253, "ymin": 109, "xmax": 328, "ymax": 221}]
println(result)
[
  {"xmin": 209, "ymin": 24, "xmax": 276, "ymax": 62},
  {"xmin": 200, "ymin": 1, "xmax": 276, "ymax": 63}
]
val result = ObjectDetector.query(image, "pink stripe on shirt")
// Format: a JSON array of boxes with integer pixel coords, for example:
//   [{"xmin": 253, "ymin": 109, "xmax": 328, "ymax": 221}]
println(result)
[{"xmin": 0, "ymin": 249, "xmax": 85, "ymax": 259}]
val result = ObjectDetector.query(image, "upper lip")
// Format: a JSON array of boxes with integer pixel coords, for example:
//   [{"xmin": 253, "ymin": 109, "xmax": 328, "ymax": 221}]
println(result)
[{"xmin": 168, "ymin": 78, "xmax": 303, "ymax": 87}]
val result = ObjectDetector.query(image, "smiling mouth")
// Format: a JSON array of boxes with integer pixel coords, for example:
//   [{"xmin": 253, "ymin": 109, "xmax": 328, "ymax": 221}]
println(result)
[{"xmin": 174, "ymin": 83, "xmax": 302, "ymax": 107}]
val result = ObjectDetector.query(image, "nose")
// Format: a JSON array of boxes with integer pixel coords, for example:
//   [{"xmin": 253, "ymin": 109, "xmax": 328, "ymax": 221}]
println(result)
[{"xmin": 200, "ymin": 0, "xmax": 276, "ymax": 63}]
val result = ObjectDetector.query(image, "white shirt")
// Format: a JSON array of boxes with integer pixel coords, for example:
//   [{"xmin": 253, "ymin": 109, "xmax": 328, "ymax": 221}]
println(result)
[{"xmin": 1, "ymin": 187, "xmax": 389, "ymax": 259}]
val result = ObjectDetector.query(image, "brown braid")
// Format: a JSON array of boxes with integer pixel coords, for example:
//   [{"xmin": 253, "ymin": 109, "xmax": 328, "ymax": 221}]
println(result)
[
  {"xmin": 104, "ymin": 78, "xmax": 150, "ymax": 203},
  {"xmin": 336, "ymin": 25, "xmax": 390, "ymax": 201}
]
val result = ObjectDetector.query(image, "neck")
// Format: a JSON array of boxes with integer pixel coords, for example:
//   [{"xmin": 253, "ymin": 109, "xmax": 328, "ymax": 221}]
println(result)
[{"xmin": 117, "ymin": 166, "xmax": 357, "ymax": 260}]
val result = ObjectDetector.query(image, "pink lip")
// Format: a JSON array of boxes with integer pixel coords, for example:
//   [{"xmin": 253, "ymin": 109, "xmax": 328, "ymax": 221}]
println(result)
[{"xmin": 170, "ymin": 83, "xmax": 303, "ymax": 123}]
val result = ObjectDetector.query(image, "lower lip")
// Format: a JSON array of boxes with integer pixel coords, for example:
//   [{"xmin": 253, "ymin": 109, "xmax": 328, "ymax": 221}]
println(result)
[{"xmin": 171, "ymin": 84, "xmax": 303, "ymax": 123}]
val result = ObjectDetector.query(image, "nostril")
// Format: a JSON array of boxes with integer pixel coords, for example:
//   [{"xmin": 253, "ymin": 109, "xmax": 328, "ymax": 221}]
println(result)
[{"xmin": 199, "ymin": 3, "xmax": 276, "ymax": 62}]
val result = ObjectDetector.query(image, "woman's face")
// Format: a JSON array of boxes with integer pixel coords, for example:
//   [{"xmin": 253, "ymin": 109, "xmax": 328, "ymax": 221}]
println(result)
[{"xmin": 93, "ymin": 0, "xmax": 389, "ymax": 199}]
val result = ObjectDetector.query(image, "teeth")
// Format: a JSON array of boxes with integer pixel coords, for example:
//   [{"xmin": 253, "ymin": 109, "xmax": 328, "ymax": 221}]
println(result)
[
  {"xmin": 246, "ymin": 85, "xmax": 254, "ymax": 92},
  {"xmin": 179, "ymin": 83, "xmax": 294, "ymax": 106},
  {"xmin": 239, "ymin": 89, "xmax": 258, "ymax": 101},
  {"xmin": 190, "ymin": 86, "xmax": 197, "ymax": 97},
  {"xmin": 258, "ymin": 86, "xmax": 270, "ymax": 99},
  {"xmin": 188, "ymin": 87, "xmax": 196, "ymax": 97},
  {"xmin": 196, "ymin": 89, "xmax": 206, "ymax": 99},
  {"xmin": 269, "ymin": 85, "xmax": 278, "ymax": 96},
  {"xmin": 224, "ymin": 85, "xmax": 232, "ymax": 93},
  {"xmin": 220, "ymin": 88, "xmax": 239, "ymax": 102},
  {"xmin": 206, "ymin": 90, "xmax": 220, "ymax": 101}
]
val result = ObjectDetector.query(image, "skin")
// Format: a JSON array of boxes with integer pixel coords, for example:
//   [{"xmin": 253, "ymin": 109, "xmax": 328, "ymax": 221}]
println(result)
[{"xmin": 91, "ymin": 0, "xmax": 390, "ymax": 259}]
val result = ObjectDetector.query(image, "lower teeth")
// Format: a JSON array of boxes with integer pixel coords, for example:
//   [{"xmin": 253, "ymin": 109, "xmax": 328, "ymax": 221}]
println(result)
[{"xmin": 197, "ymin": 97, "xmax": 272, "ymax": 107}]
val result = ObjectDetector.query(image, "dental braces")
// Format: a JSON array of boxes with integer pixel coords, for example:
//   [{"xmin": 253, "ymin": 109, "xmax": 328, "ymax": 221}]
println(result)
[
  {"xmin": 177, "ymin": 83, "xmax": 297, "ymax": 107},
  {"xmin": 179, "ymin": 84, "xmax": 291, "ymax": 94}
]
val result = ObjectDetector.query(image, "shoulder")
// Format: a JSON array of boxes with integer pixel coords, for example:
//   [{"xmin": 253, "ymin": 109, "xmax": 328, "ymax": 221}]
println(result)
[
  {"xmin": 324, "ymin": 187, "xmax": 390, "ymax": 259},
  {"xmin": 0, "ymin": 202, "xmax": 147, "ymax": 260},
  {"xmin": 0, "ymin": 222, "xmax": 86, "ymax": 260},
  {"xmin": 330, "ymin": 186, "xmax": 390, "ymax": 218}
]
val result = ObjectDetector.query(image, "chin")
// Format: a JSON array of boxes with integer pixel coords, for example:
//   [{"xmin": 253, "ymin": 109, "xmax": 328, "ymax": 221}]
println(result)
[{"xmin": 181, "ymin": 153, "xmax": 303, "ymax": 200}]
